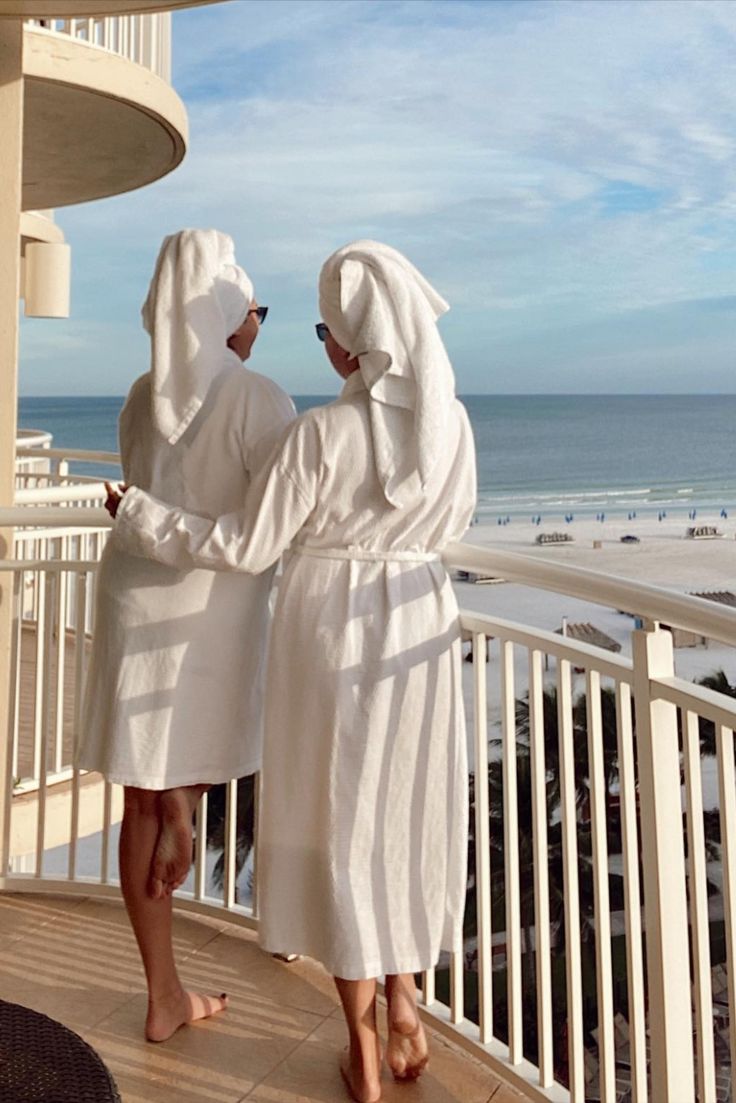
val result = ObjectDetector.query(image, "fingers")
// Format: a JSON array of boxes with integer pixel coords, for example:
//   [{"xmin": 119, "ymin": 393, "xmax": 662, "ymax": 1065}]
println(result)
[{"xmin": 104, "ymin": 485, "xmax": 121, "ymax": 519}]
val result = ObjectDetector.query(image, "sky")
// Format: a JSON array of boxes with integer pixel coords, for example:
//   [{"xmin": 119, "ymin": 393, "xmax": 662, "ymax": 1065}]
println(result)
[{"xmin": 18, "ymin": 0, "xmax": 736, "ymax": 396}]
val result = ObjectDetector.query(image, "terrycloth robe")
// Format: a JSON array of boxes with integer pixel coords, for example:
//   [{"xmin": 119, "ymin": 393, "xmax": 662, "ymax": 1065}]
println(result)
[
  {"xmin": 115, "ymin": 371, "xmax": 477, "ymax": 977},
  {"xmin": 77, "ymin": 353, "xmax": 295, "ymax": 788}
]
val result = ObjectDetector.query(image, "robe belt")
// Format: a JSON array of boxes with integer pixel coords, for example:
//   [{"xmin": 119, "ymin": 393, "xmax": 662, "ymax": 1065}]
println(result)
[{"xmin": 292, "ymin": 545, "xmax": 441, "ymax": 564}]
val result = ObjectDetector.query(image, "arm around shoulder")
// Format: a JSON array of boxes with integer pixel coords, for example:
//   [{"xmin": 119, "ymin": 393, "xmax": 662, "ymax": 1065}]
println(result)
[{"xmin": 115, "ymin": 414, "xmax": 320, "ymax": 573}]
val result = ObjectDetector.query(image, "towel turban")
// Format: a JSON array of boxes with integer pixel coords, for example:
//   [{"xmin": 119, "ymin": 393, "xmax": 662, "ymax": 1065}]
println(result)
[
  {"xmin": 142, "ymin": 229, "xmax": 254, "ymax": 445},
  {"xmin": 319, "ymin": 239, "xmax": 455, "ymax": 508}
]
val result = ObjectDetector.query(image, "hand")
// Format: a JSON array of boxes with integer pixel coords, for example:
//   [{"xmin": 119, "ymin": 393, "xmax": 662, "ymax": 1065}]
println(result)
[{"xmin": 104, "ymin": 481, "xmax": 128, "ymax": 519}]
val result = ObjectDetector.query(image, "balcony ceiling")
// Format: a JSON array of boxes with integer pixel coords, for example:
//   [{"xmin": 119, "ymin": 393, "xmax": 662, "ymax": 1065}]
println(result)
[
  {"xmin": 21, "ymin": 25, "xmax": 187, "ymax": 209},
  {"xmin": 0, "ymin": 1, "xmax": 218, "ymax": 16}
]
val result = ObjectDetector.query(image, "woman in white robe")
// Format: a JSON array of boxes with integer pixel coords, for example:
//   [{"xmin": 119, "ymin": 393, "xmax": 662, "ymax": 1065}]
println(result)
[
  {"xmin": 109, "ymin": 240, "xmax": 476, "ymax": 1101},
  {"xmin": 78, "ymin": 229, "xmax": 294, "ymax": 1043}
]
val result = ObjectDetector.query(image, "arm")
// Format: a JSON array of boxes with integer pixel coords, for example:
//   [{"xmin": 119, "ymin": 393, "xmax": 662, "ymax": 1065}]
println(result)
[
  {"xmin": 115, "ymin": 416, "xmax": 320, "ymax": 574},
  {"xmin": 445, "ymin": 402, "xmax": 478, "ymax": 542}
]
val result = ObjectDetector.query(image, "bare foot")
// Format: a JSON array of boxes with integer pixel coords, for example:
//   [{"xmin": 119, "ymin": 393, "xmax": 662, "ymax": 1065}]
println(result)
[
  {"xmin": 339, "ymin": 1046, "xmax": 382, "ymax": 1103},
  {"xmin": 145, "ymin": 988, "xmax": 228, "ymax": 1043},
  {"xmin": 385, "ymin": 979, "xmax": 429, "ymax": 1081},
  {"xmin": 386, "ymin": 1019, "xmax": 428, "ymax": 1081},
  {"xmin": 149, "ymin": 789, "xmax": 195, "ymax": 899}
]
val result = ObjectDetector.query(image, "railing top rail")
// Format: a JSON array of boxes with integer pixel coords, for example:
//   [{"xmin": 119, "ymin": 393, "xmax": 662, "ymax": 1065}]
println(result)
[
  {"xmin": 0, "ymin": 559, "xmax": 101, "ymax": 573},
  {"xmin": 0, "ymin": 519, "xmax": 734, "ymax": 650},
  {"xmin": 16, "ymin": 447, "xmax": 121, "ymax": 465},
  {"xmin": 15, "ymin": 484, "xmax": 109, "ymax": 505},
  {"xmin": 446, "ymin": 541, "xmax": 736, "ymax": 649},
  {"xmin": 14, "ymin": 528, "xmax": 109, "ymax": 542},
  {"xmin": 1, "ymin": 508, "xmax": 112, "ymax": 529},
  {"xmin": 460, "ymin": 609, "xmax": 633, "ymax": 682},
  {"xmin": 654, "ymin": 675, "xmax": 736, "ymax": 730}
]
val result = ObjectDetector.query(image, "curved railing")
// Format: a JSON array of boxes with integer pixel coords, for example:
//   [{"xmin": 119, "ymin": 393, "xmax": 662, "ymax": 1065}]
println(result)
[
  {"xmin": 2, "ymin": 455, "xmax": 736, "ymax": 1103},
  {"xmin": 24, "ymin": 13, "xmax": 172, "ymax": 82}
]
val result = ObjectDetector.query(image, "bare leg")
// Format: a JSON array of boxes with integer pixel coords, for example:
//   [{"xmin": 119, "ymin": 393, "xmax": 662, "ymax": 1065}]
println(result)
[
  {"xmin": 150, "ymin": 783, "xmax": 210, "ymax": 899},
  {"xmin": 334, "ymin": 976, "xmax": 382, "ymax": 1103},
  {"xmin": 384, "ymin": 974, "xmax": 429, "ymax": 1080},
  {"xmin": 120, "ymin": 786, "xmax": 228, "ymax": 1042}
]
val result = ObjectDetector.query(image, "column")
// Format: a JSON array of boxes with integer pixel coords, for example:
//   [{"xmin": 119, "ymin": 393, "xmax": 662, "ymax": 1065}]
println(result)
[{"xmin": 0, "ymin": 19, "xmax": 24, "ymax": 878}]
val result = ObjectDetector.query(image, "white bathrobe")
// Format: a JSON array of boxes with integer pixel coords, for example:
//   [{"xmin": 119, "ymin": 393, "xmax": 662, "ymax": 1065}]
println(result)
[
  {"xmin": 115, "ymin": 370, "xmax": 476, "ymax": 978},
  {"xmin": 77, "ymin": 352, "xmax": 295, "ymax": 788}
]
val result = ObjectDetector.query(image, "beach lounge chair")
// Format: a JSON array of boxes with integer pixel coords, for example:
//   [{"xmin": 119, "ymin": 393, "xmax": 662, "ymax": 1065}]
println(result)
[
  {"xmin": 535, "ymin": 531, "xmax": 574, "ymax": 545},
  {"xmin": 686, "ymin": 525, "xmax": 723, "ymax": 539}
]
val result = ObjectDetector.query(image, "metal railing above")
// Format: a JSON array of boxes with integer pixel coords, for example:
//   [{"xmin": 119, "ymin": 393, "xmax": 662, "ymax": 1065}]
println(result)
[{"xmin": 24, "ymin": 12, "xmax": 172, "ymax": 82}]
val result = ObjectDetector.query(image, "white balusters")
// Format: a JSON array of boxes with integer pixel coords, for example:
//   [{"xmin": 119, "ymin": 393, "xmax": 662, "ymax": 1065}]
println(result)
[
  {"xmin": 716, "ymin": 726, "xmax": 736, "ymax": 1067},
  {"xmin": 501, "ymin": 639, "xmax": 522, "ymax": 1064},
  {"xmin": 615, "ymin": 680, "xmax": 647, "ymax": 1103},
  {"xmin": 223, "ymin": 777, "xmax": 238, "ymax": 908},
  {"xmin": 25, "ymin": 13, "xmax": 171, "ymax": 81},
  {"xmin": 632, "ymin": 626, "xmax": 695, "ymax": 1101},
  {"xmin": 473, "ymin": 630, "xmax": 493, "ymax": 1043},
  {"xmin": 557, "ymin": 657, "xmax": 585, "ymax": 1101},
  {"xmin": 529, "ymin": 648, "xmax": 553, "ymax": 1087},
  {"xmin": 587, "ymin": 670, "xmax": 616, "ymax": 1101}
]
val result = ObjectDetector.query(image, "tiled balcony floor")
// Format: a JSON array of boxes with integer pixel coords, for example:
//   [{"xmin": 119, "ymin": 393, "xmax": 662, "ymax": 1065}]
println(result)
[{"xmin": 0, "ymin": 892, "xmax": 529, "ymax": 1103}]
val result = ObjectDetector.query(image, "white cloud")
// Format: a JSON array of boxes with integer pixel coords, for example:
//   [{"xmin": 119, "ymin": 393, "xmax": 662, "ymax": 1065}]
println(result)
[{"xmin": 29, "ymin": 0, "xmax": 736, "ymax": 394}]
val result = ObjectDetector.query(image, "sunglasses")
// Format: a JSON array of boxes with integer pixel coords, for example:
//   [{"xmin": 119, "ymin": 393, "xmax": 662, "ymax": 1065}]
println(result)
[
  {"xmin": 315, "ymin": 322, "xmax": 328, "ymax": 342},
  {"xmin": 248, "ymin": 306, "xmax": 268, "ymax": 325}
]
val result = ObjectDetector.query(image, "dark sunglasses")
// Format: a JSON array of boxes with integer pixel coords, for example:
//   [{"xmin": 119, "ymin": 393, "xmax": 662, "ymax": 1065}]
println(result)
[
  {"xmin": 248, "ymin": 306, "xmax": 268, "ymax": 325},
  {"xmin": 315, "ymin": 322, "xmax": 328, "ymax": 342}
]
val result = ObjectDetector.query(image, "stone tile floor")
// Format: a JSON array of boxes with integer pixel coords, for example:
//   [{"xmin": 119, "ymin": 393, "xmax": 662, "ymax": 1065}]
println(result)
[{"xmin": 0, "ymin": 892, "xmax": 531, "ymax": 1103}]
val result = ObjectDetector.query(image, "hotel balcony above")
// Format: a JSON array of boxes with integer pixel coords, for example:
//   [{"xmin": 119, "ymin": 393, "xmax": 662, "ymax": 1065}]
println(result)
[{"xmin": 19, "ymin": 10, "xmax": 188, "ymax": 211}]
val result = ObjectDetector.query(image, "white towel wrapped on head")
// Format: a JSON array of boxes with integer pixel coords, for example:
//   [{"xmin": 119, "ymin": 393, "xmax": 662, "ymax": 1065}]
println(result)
[
  {"xmin": 142, "ymin": 228, "xmax": 254, "ymax": 445},
  {"xmin": 319, "ymin": 239, "xmax": 455, "ymax": 508}
]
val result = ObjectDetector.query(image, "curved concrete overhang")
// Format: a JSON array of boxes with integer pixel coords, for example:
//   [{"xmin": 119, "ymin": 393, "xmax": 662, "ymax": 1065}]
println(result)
[
  {"xmin": 22, "ymin": 25, "xmax": 188, "ymax": 210},
  {"xmin": 0, "ymin": 1, "xmax": 219, "ymax": 16}
]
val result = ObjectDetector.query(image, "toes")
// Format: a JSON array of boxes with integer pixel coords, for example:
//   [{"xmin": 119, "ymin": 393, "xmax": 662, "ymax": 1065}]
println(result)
[
  {"xmin": 186, "ymin": 991, "xmax": 229, "ymax": 1023},
  {"xmin": 148, "ymin": 876, "xmax": 165, "ymax": 900}
]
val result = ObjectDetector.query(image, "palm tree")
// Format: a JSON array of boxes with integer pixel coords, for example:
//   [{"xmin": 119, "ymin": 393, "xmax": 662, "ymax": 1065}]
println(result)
[
  {"xmin": 463, "ymin": 682, "xmax": 626, "ymax": 1070},
  {"xmin": 697, "ymin": 669, "xmax": 736, "ymax": 759},
  {"xmin": 205, "ymin": 774, "xmax": 256, "ymax": 899}
]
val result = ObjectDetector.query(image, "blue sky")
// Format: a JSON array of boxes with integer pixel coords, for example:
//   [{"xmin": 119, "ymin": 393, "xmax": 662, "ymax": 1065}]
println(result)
[{"xmin": 18, "ymin": 0, "xmax": 736, "ymax": 396}]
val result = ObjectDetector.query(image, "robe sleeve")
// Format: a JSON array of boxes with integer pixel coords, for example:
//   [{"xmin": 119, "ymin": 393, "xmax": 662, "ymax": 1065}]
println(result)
[
  {"xmin": 115, "ymin": 414, "xmax": 321, "ymax": 574},
  {"xmin": 444, "ymin": 402, "xmax": 477, "ymax": 543}
]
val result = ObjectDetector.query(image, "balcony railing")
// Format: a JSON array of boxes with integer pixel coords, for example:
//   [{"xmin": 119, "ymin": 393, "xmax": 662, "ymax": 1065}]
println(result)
[
  {"xmin": 3, "ymin": 448, "xmax": 736, "ymax": 1103},
  {"xmin": 25, "ymin": 12, "xmax": 172, "ymax": 82}
]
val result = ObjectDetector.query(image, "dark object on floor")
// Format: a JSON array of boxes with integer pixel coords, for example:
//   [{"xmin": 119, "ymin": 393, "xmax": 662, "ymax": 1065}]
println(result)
[{"xmin": 0, "ymin": 999, "xmax": 121, "ymax": 1101}]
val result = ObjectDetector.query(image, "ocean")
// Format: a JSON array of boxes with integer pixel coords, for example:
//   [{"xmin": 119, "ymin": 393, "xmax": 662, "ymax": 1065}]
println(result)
[{"xmin": 18, "ymin": 393, "xmax": 736, "ymax": 522}]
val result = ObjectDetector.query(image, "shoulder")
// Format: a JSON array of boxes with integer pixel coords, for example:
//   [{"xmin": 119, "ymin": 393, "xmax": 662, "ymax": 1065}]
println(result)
[
  {"xmin": 224, "ymin": 365, "xmax": 296, "ymax": 421},
  {"xmin": 124, "ymin": 372, "xmax": 151, "ymax": 402},
  {"xmin": 120, "ymin": 373, "xmax": 151, "ymax": 422},
  {"xmin": 275, "ymin": 405, "xmax": 326, "ymax": 465},
  {"xmin": 452, "ymin": 397, "xmax": 475, "ymax": 437}
]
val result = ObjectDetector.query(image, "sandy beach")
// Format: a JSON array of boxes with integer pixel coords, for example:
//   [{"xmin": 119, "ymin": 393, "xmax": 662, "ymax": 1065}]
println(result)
[
  {"xmin": 467, "ymin": 510, "xmax": 736, "ymax": 590},
  {"xmin": 453, "ymin": 510, "xmax": 736, "ymax": 793}
]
